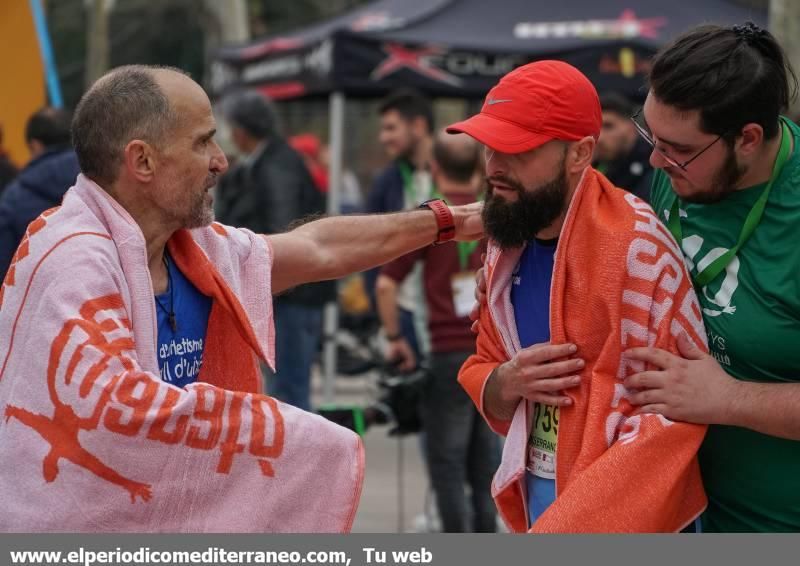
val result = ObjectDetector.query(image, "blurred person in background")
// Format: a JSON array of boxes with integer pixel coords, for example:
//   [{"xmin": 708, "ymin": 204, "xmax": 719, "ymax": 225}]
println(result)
[
  {"xmin": 377, "ymin": 131, "xmax": 497, "ymax": 532},
  {"xmin": 319, "ymin": 139, "xmax": 364, "ymax": 214},
  {"xmin": 290, "ymin": 133, "xmax": 364, "ymax": 213},
  {"xmin": 594, "ymin": 92, "xmax": 653, "ymax": 202},
  {"xmin": 290, "ymin": 133, "xmax": 329, "ymax": 193},
  {"xmin": 367, "ymin": 88, "xmax": 436, "ymax": 365},
  {"xmin": 216, "ymin": 90, "xmax": 335, "ymax": 411},
  {"xmin": 0, "ymin": 107, "xmax": 79, "ymax": 280}
]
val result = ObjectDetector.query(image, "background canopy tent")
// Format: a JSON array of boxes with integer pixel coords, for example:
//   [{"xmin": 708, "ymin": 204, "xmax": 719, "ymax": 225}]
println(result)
[
  {"xmin": 211, "ymin": 0, "xmax": 766, "ymax": 101},
  {"xmin": 211, "ymin": 0, "xmax": 765, "ymax": 399}
]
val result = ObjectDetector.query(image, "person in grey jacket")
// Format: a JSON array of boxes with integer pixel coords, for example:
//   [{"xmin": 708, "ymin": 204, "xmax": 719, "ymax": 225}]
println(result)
[{"xmin": 216, "ymin": 90, "xmax": 335, "ymax": 411}]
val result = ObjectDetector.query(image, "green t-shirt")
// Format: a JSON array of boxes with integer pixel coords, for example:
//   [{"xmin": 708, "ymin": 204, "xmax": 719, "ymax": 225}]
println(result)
[{"xmin": 649, "ymin": 119, "xmax": 800, "ymax": 532}]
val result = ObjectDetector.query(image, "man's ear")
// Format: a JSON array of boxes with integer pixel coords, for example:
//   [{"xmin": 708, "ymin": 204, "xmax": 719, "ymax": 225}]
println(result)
[
  {"xmin": 567, "ymin": 136, "xmax": 596, "ymax": 174},
  {"xmin": 736, "ymin": 122, "xmax": 766, "ymax": 159},
  {"xmin": 123, "ymin": 139, "xmax": 156, "ymax": 182}
]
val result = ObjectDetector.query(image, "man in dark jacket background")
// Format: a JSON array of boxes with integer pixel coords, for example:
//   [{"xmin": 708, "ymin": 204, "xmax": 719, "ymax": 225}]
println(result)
[
  {"xmin": 594, "ymin": 92, "xmax": 654, "ymax": 203},
  {"xmin": 0, "ymin": 107, "xmax": 80, "ymax": 279},
  {"xmin": 216, "ymin": 90, "xmax": 335, "ymax": 411}
]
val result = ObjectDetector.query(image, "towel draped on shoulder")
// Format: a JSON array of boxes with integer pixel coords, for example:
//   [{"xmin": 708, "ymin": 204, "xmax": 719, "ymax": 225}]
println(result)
[
  {"xmin": 460, "ymin": 168, "xmax": 708, "ymax": 533},
  {"xmin": 0, "ymin": 175, "xmax": 364, "ymax": 533}
]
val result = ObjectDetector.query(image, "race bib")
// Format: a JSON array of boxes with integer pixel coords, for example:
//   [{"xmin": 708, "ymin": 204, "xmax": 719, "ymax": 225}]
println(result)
[
  {"xmin": 451, "ymin": 271, "xmax": 477, "ymax": 318},
  {"xmin": 527, "ymin": 402, "xmax": 559, "ymax": 479}
]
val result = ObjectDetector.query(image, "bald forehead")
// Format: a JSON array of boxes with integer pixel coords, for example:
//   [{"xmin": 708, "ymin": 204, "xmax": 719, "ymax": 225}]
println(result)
[
  {"xmin": 148, "ymin": 70, "xmax": 213, "ymax": 137},
  {"xmin": 152, "ymin": 70, "xmax": 208, "ymax": 107},
  {"xmin": 437, "ymin": 130, "xmax": 477, "ymax": 157}
]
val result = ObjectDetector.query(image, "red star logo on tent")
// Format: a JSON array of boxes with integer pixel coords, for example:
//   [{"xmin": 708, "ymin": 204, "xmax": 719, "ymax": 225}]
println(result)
[
  {"xmin": 617, "ymin": 9, "xmax": 667, "ymax": 39},
  {"xmin": 371, "ymin": 43, "xmax": 462, "ymax": 86}
]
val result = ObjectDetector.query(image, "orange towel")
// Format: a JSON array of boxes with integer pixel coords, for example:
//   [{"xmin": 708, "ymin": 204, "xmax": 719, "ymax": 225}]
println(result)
[{"xmin": 459, "ymin": 167, "xmax": 708, "ymax": 533}]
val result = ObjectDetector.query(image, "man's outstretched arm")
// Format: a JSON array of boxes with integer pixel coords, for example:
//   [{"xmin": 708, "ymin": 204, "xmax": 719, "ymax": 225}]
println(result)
[{"xmin": 268, "ymin": 203, "xmax": 483, "ymax": 295}]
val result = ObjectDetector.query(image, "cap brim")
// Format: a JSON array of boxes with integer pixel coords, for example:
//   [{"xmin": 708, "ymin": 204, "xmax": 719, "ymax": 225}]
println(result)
[{"xmin": 446, "ymin": 112, "xmax": 552, "ymax": 154}]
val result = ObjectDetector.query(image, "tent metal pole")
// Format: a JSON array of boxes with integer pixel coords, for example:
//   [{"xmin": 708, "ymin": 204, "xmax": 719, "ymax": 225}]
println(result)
[{"xmin": 322, "ymin": 91, "xmax": 345, "ymax": 405}]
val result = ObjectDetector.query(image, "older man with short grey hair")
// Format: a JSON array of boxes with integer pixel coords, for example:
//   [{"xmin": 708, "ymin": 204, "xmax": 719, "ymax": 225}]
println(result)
[{"xmin": 0, "ymin": 64, "xmax": 483, "ymax": 532}]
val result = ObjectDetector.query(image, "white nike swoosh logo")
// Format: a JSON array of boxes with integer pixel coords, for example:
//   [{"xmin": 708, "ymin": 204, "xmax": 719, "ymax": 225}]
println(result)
[{"xmin": 487, "ymin": 98, "xmax": 513, "ymax": 105}]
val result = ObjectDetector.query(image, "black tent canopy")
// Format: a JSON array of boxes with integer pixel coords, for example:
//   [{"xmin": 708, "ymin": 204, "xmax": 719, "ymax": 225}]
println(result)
[{"xmin": 212, "ymin": 0, "xmax": 766, "ymax": 101}]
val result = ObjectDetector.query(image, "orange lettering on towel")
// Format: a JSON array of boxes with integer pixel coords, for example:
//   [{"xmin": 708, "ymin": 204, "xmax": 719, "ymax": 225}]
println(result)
[
  {"xmin": 0, "ymin": 208, "xmax": 57, "ymax": 308},
  {"xmin": 5, "ymin": 293, "xmax": 286, "ymax": 503},
  {"xmin": 604, "ymin": 195, "xmax": 706, "ymax": 446},
  {"xmin": 4, "ymin": 294, "xmax": 153, "ymax": 503}
]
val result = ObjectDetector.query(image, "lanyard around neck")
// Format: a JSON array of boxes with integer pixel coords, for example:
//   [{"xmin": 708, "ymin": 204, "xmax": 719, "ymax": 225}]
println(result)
[
  {"xmin": 399, "ymin": 160, "xmax": 436, "ymax": 205},
  {"xmin": 415, "ymin": 179, "xmax": 479, "ymax": 271},
  {"xmin": 667, "ymin": 119, "xmax": 792, "ymax": 288}
]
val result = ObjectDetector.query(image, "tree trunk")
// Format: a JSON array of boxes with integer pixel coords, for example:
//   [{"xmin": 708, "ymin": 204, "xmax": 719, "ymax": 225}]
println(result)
[
  {"xmin": 85, "ymin": 0, "xmax": 110, "ymax": 88},
  {"xmin": 770, "ymin": 0, "xmax": 800, "ymax": 118},
  {"xmin": 205, "ymin": 0, "xmax": 249, "ymax": 44}
]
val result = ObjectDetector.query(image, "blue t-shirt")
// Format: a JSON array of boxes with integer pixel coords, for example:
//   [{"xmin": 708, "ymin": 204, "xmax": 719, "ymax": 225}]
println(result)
[
  {"xmin": 510, "ymin": 238, "xmax": 557, "ymax": 525},
  {"xmin": 155, "ymin": 254, "xmax": 213, "ymax": 388}
]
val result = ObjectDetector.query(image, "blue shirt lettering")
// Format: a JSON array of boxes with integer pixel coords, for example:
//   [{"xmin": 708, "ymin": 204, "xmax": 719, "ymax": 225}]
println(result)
[{"xmin": 155, "ymin": 254, "xmax": 212, "ymax": 388}]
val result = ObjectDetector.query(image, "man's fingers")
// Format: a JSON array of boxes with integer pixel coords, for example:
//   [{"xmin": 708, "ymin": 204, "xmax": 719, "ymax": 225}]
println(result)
[
  {"xmin": 524, "ymin": 374, "xmax": 581, "ymax": 393},
  {"xmin": 469, "ymin": 301, "xmax": 480, "ymax": 322},
  {"xmin": 524, "ymin": 359, "xmax": 584, "ymax": 380},
  {"xmin": 628, "ymin": 388, "xmax": 666, "ymax": 407},
  {"xmin": 523, "ymin": 393, "xmax": 573, "ymax": 407},
  {"xmin": 398, "ymin": 356, "xmax": 415, "ymax": 373},
  {"xmin": 454, "ymin": 203, "xmax": 485, "ymax": 241},
  {"xmin": 677, "ymin": 332, "xmax": 705, "ymax": 360},
  {"xmin": 475, "ymin": 266, "xmax": 487, "ymax": 306},
  {"xmin": 519, "ymin": 342, "xmax": 577, "ymax": 364},
  {"xmin": 637, "ymin": 404, "xmax": 671, "ymax": 417},
  {"xmin": 623, "ymin": 370, "xmax": 666, "ymax": 391},
  {"xmin": 625, "ymin": 346, "xmax": 679, "ymax": 370},
  {"xmin": 470, "ymin": 319, "xmax": 479, "ymax": 334}
]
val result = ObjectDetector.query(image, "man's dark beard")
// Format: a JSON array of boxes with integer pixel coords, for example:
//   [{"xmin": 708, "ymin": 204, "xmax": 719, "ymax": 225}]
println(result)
[
  {"xmin": 683, "ymin": 147, "xmax": 744, "ymax": 204},
  {"xmin": 482, "ymin": 167, "xmax": 569, "ymax": 250}
]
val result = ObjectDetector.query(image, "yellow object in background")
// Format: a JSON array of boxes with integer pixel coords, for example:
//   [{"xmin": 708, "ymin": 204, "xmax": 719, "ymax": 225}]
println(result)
[
  {"xmin": 0, "ymin": 0, "xmax": 47, "ymax": 167},
  {"xmin": 619, "ymin": 47, "xmax": 636, "ymax": 79},
  {"xmin": 339, "ymin": 274, "xmax": 371, "ymax": 315}
]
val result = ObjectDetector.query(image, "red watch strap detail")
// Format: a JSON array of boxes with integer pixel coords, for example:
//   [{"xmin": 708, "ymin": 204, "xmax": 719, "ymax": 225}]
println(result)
[{"xmin": 421, "ymin": 199, "xmax": 455, "ymax": 245}]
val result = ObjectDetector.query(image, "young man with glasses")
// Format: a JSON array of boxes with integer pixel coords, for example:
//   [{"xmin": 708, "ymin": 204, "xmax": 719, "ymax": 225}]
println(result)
[{"xmin": 624, "ymin": 22, "xmax": 800, "ymax": 532}]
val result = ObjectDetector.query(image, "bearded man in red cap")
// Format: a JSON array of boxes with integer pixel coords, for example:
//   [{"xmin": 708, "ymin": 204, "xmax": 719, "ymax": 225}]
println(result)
[{"xmin": 450, "ymin": 61, "xmax": 709, "ymax": 532}]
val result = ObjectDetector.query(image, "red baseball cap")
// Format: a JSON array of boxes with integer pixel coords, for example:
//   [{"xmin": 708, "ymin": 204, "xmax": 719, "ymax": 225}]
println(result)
[{"xmin": 447, "ymin": 60, "xmax": 601, "ymax": 154}]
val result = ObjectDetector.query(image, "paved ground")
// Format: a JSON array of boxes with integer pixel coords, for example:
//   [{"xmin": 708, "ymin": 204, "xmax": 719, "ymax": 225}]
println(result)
[{"xmin": 312, "ymin": 369, "xmax": 434, "ymax": 533}]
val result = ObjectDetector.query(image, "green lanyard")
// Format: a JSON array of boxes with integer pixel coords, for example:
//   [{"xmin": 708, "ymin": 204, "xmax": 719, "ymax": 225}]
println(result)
[
  {"xmin": 398, "ymin": 161, "xmax": 429, "ymax": 205},
  {"xmin": 401, "ymin": 162, "xmax": 482, "ymax": 270},
  {"xmin": 418, "ymin": 175, "xmax": 480, "ymax": 271},
  {"xmin": 667, "ymin": 119, "xmax": 792, "ymax": 288}
]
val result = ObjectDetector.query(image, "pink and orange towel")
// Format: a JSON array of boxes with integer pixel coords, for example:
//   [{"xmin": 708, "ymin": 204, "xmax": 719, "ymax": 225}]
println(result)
[{"xmin": 0, "ymin": 175, "xmax": 363, "ymax": 532}]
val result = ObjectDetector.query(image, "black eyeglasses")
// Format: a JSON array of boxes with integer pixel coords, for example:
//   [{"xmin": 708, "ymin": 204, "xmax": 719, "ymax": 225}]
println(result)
[{"xmin": 630, "ymin": 108, "xmax": 723, "ymax": 171}]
